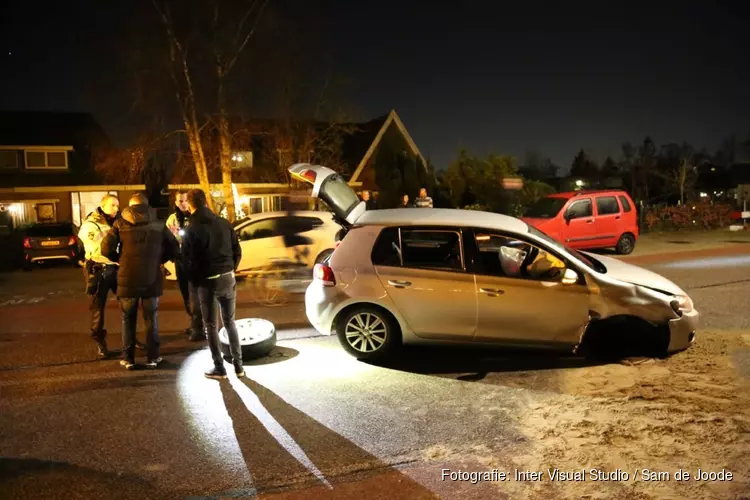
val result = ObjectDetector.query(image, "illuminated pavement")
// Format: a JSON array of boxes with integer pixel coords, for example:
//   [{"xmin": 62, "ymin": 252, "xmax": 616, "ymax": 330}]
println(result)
[{"xmin": 1, "ymin": 245, "xmax": 749, "ymax": 499}]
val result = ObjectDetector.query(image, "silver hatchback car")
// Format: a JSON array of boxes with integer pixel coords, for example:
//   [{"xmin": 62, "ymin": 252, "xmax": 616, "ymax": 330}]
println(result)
[{"xmin": 289, "ymin": 164, "xmax": 699, "ymax": 362}]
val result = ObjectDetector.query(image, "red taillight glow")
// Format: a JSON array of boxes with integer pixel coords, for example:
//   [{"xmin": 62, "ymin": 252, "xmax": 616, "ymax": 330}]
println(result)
[
  {"xmin": 292, "ymin": 169, "xmax": 317, "ymax": 184},
  {"xmin": 313, "ymin": 263, "xmax": 335, "ymax": 286},
  {"xmin": 23, "ymin": 237, "xmax": 31, "ymax": 249},
  {"xmin": 68, "ymin": 236, "xmax": 77, "ymax": 246}
]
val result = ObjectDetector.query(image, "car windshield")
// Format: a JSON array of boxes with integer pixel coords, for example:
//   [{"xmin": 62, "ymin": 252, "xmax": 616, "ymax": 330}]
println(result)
[
  {"xmin": 523, "ymin": 197, "xmax": 568, "ymax": 218},
  {"xmin": 527, "ymin": 226, "xmax": 607, "ymax": 274},
  {"xmin": 26, "ymin": 224, "xmax": 73, "ymax": 237}
]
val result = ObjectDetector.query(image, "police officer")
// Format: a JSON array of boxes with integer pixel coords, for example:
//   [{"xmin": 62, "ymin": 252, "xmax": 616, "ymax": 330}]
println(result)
[
  {"xmin": 78, "ymin": 194, "xmax": 120, "ymax": 358},
  {"xmin": 166, "ymin": 190, "xmax": 204, "ymax": 341}
]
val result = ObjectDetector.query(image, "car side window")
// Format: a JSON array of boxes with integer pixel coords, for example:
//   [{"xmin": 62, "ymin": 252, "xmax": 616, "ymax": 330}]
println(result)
[
  {"xmin": 596, "ymin": 196, "xmax": 620, "ymax": 215},
  {"xmin": 401, "ymin": 229, "xmax": 463, "ymax": 272},
  {"xmin": 371, "ymin": 227, "xmax": 402, "ymax": 267},
  {"xmin": 566, "ymin": 199, "xmax": 592, "ymax": 219},
  {"xmin": 618, "ymin": 195, "xmax": 632, "ymax": 212},
  {"xmin": 237, "ymin": 219, "xmax": 277, "ymax": 241},
  {"xmin": 290, "ymin": 216, "xmax": 323, "ymax": 232},
  {"xmin": 475, "ymin": 232, "xmax": 567, "ymax": 282}
]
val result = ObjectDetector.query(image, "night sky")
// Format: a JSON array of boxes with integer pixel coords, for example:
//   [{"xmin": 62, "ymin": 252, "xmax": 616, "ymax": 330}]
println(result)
[{"xmin": 1, "ymin": 1, "xmax": 749, "ymax": 172}]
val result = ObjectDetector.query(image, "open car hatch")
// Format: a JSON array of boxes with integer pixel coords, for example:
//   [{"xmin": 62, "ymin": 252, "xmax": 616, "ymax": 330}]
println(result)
[{"xmin": 288, "ymin": 163, "xmax": 366, "ymax": 227}]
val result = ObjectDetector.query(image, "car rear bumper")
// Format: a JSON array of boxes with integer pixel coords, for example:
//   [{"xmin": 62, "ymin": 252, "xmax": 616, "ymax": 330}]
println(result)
[
  {"xmin": 24, "ymin": 247, "xmax": 79, "ymax": 262},
  {"xmin": 304, "ymin": 283, "xmax": 342, "ymax": 336},
  {"xmin": 667, "ymin": 309, "xmax": 699, "ymax": 353}
]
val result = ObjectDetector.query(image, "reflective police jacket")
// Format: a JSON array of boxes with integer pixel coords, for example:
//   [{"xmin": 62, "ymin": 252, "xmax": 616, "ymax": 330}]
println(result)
[{"xmin": 78, "ymin": 208, "xmax": 117, "ymax": 266}]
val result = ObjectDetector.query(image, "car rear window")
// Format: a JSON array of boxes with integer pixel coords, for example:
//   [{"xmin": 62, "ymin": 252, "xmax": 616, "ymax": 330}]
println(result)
[
  {"xmin": 401, "ymin": 229, "xmax": 463, "ymax": 271},
  {"xmin": 26, "ymin": 224, "xmax": 73, "ymax": 237},
  {"xmin": 596, "ymin": 196, "xmax": 620, "ymax": 215},
  {"xmin": 618, "ymin": 195, "xmax": 632, "ymax": 212}
]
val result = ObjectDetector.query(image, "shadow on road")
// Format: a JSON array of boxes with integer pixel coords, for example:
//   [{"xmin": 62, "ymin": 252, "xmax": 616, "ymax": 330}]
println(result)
[
  {"xmin": 0, "ymin": 457, "xmax": 168, "ymax": 500},
  {"xmin": 217, "ymin": 379, "xmax": 439, "ymax": 499},
  {"xmin": 371, "ymin": 345, "xmax": 606, "ymax": 390}
]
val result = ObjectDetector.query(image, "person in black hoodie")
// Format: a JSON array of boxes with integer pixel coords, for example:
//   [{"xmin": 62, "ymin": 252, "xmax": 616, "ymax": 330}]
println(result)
[
  {"xmin": 101, "ymin": 193, "xmax": 179, "ymax": 370},
  {"xmin": 181, "ymin": 189, "xmax": 244, "ymax": 380}
]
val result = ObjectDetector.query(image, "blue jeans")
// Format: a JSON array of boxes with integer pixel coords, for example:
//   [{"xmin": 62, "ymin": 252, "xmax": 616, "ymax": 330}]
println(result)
[
  {"xmin": 120, "ymin": 297, "xmax": 159, "ymax": 362},
  {"xmin": 197, "ymin": 273, "xmax": 241, "ymax": 369}
]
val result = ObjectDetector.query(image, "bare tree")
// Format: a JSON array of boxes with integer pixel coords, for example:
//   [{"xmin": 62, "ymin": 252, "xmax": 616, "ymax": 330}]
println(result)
[
  {"xmin": 212, "ymin": 0, "xmax": 270, "ymax": 221},
  {"xmin": 660, "ymin": 143, "xmax": 696, "ymax": 205},
  {"xmin": 151, "ymin": 0, "xmax": 215, "ymax": 210}
]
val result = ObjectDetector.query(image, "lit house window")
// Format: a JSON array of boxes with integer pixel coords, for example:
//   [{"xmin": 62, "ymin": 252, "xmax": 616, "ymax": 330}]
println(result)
[
  {"xmin": 231, "ymin": 151, "xmax": 253, "ymax": 169},
  {"xmin": 25, "ymin": 150, "xmax": 69, "ymax": 169}
]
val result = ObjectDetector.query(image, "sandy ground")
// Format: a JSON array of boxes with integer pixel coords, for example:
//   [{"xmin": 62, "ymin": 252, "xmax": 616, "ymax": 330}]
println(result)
[{"xmin": 414, "ymin": 331, "xmax": 750, "ymax": 500}]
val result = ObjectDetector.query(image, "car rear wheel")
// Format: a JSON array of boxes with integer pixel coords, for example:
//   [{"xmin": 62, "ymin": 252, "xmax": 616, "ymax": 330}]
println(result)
[
  {"xmin": 336, "ymin": 306, "xmax": 400, "ymax": 362},
  {"xmin": 615, "ymin": 233, "xmax": 635, "ymax": 255}
]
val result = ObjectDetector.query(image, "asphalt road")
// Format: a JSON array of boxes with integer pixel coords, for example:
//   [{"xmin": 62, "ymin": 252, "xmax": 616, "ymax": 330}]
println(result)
[{"xmin": 1, "ymin": 247, "xmax": 749, "ymax": 499}]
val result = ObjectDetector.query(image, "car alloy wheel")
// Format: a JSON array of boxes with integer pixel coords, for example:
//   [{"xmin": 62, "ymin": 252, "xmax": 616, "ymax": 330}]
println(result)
[
  {"xmin": 344, "ymin": 312, "xmax": 388, "ymax": 353},
  {"xmin": 616, "ymin": 233, "xmax": 635, "ymax": 255},
  {"xmin": 219, "ymin": 318, "xmax": 277, "ymax": 360}
]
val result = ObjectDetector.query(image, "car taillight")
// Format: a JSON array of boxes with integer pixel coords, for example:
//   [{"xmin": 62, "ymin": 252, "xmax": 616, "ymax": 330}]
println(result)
[
  {"xmin": 68, "ymin": 236, "xmax": 77, "ymax": 246},
  {"xmin": 23, "ymin": 237, "xmax": 31, "ymax": 249},
  {"xmin": 313, "ymin": 263, "xmax": 336, "ymax": 286}
]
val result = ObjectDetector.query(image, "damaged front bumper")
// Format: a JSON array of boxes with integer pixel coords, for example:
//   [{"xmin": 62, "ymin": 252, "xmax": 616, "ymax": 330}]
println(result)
[{"xmin": 667, "ymin": 309, "xmax": 699, "ymax": 353}]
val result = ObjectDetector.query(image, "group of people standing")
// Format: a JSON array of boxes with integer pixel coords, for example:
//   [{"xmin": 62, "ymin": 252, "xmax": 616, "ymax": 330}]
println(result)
[
  {"xmin": 361, "ymin": 187, "xmax": 434, "ymax": 209},
  {"xmin": 78, "ymin": 189, "xmax": 245, "ymax": 380}
]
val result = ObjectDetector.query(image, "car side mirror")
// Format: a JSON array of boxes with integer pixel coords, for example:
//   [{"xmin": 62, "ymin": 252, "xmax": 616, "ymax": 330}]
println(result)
[
  {"xmin": 564, "ymin": 212, "xmax": 572, "ymax": 223},
  {"xmin": 561, "ymin": 268, "xmax": 579, "ymax": 285}
]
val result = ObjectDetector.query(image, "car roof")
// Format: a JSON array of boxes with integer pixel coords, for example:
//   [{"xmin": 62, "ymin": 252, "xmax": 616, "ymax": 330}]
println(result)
[
  {"xmin": 235, "ymin": 210, "xmax": 335, "ymax": 224},
  {"xmin": 550, "ymin": 190, "xmax": 630, "ymax": 199},
  {"xmin": 355, "ymin": 208, "xmax": 530, "ymax": 233}
]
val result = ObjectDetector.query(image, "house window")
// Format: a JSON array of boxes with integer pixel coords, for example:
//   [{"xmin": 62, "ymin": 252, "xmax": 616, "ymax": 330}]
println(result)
[
  {"xmin": 24, "ymin": 150, "xmax": 69, "ymax": 169},
  {"xmin": 231, "ymin": 151, "xmax": 253, "ymax": 169},
  {"xmin": 0, "ymin": 150, "xmax": 19, "ymax": 169}
]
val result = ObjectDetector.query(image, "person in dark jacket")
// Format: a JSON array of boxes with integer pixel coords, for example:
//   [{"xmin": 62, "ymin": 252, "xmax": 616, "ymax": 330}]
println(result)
[
  {"xmin": 101, "ymin": 193, "xmax": 179, "ymax": 370},
  {"xmin": 399, "ymin": 194, "xmax": 411, "ymax": 208},
  {"xmin": 361, "ymin": 190, "xmax": 377, "ymax": 210},
  {"xmin": 166, "ymin": 190, "xmax": 204, "ymax": 340},
  {"xmin": 181, "ymin": 189, "xmax": 244, "ymax": 380}
]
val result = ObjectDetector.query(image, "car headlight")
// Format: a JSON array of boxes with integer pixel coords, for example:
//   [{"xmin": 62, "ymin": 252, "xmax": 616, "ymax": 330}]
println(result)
[{"xmin": 673, "ymin": 295, "xmax": 693, "ymax": 313}]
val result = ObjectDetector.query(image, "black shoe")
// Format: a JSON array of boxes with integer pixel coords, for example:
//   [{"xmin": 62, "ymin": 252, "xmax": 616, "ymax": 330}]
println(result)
[
  {"xmin": 95, "ymin": 338, "xmax": 111, "ymax": 359},
  {"xmin": 146, "ymin": 357, "xmax": 163, "ymax": 369},
  {"xmin": 233, "ymin": 361, "xmax": 245, "ymax": 378},
  {"xmin": 204, "ymin": 367, "xmax": 227, "ymax": 380}
]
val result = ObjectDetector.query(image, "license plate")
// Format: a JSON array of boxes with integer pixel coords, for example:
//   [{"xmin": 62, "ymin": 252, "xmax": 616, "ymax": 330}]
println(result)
[{"xmin": 41, "ymin": 241, "xmax": 60, "ymax": 246}]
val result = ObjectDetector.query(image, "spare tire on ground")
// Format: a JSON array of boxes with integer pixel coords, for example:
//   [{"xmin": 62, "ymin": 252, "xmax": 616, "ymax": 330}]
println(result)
[{"xmin": 219, "ymin": 318, "xmax": 277, "ymax": 361}]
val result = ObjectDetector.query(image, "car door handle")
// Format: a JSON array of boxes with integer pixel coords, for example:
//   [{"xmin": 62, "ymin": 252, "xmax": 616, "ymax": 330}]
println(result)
[
  {"xmin": 615, "ymin": 215, "xmax": 621, "ymax": 219},
  {"xmin": 480, "ymin": 288, "xmax": 504, "ymax": 296},
  {"xmin": 586, "ymin": 220, "xmax": 594, "ymax": 224},
  {"xmin": 388, "ymin": 280, "xmax": 412, "ymax": 288}
]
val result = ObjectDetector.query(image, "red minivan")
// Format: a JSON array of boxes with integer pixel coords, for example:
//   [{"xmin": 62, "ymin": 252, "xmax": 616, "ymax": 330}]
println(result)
[{"xmin": 520, "ymin": 190, "xmax": 639, "ymax": 254}]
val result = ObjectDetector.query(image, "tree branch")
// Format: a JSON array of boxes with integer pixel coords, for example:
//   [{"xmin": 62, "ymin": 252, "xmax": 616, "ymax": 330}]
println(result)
[{"xmin": 224, "ymin": 0, "xmax": 270, "ymax": 76}]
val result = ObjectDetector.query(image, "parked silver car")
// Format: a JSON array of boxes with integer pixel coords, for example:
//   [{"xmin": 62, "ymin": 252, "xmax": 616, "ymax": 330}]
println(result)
[{"xmin": 289, "ymin": 164, "xmax": 699, "ymax": 362}]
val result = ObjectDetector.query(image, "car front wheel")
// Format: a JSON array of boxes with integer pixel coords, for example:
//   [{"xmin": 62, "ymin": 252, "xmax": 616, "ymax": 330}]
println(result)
[{"xmin": 336, "ymin": 306, "xmax": 400, "ymax": 362}]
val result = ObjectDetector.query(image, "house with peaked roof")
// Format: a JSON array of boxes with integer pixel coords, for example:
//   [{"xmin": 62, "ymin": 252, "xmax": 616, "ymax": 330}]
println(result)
[{"xmin": 0, "ymin": 109, "xmax": 426, "ymax": 226}]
